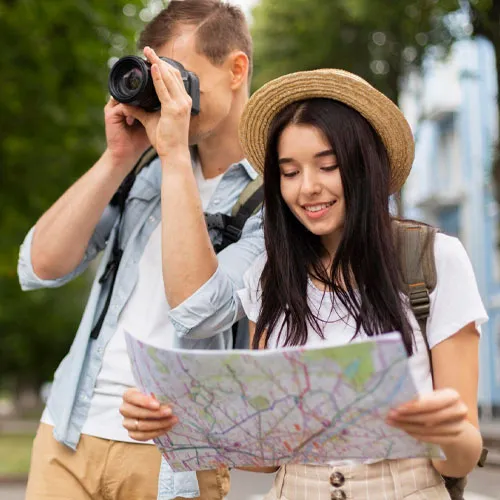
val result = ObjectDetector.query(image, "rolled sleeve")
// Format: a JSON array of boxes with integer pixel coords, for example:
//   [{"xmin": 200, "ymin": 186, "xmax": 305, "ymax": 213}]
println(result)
[
  {"xmin": 169, "ymin": 211, "xmax": 265, "ymax": 339},
  {"xmin": 18, "ymin": 205, "xmax": 118, "ymax": 291}
]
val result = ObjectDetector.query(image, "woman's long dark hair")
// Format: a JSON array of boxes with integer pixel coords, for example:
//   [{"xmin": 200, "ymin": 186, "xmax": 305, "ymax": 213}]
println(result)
[{"xmin": 253, "ymin": 98, "xmax": 414, "ymax": 355}]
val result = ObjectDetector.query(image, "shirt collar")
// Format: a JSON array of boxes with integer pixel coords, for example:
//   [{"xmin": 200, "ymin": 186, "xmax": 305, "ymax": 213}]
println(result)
[
  {"xmin": 148, "ymin": 151, "xmax": 259, "ymax": 188},
  {"xmin": 190, "ymin": 145, "xmax": 259, "ymax": 181},
  {"xmin": 237, "ymin": 158, "xmax": 259, "ymax": 180}
]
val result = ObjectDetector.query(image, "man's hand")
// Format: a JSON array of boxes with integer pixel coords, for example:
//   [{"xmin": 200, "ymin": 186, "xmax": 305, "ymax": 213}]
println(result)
[
  {"xmin": 123, "ymin": 46, "xmax": 192, "ymax": 161},
  {"xmin": 104, "ymin": 97, "xmax": 151, "ymax": 172},
  {"xmin": 120, "ymin": 388, "xmax": 178, "ymax": 441}
]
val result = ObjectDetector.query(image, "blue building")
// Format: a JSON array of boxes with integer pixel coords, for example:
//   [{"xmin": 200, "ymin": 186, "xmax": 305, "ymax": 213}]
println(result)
[{"xmin": 400, "ymin": 37, "xmax": 500, "ymax": 417}]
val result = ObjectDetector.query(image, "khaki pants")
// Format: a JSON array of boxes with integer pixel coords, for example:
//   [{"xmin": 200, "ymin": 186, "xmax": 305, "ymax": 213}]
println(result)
[
  {"xmin": 26, "ymin": 423, "xmax": 230, "ymax": 500},
  {"xmin": 265, "ymin": 459, "xmax": 450, "ymax": 500}
]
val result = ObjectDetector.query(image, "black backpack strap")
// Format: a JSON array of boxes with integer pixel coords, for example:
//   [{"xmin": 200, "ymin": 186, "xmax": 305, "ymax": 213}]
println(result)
[
  {"xmin": 205, "ymin": 176, "xmax": 264, "ymax": 347},
  {"xmin": 207, "ymin": 176, "xmax": 264, "ymax": 253},
  {"xmin": 90, "ymin": 147, "xmax": 157, "ymax": 339},
  {"xmin": 231, "ymin": 176, "xmax": 264, "ymax": 217}
]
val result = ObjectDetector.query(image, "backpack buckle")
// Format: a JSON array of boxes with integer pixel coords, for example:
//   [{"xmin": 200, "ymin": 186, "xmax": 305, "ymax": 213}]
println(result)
[
  {"xmin": 478, "ymin": 447, "xmax": 488, "ymax": 467},
  {"xmin": 205, "ymin": 213, "xmax": 229, "ymax": 231},
  {"xmin": 408, "ymin": 283, "xmax": 430, "ymax": 320},
  {"xmin": 223, "ymin": 224, "xmax": 242, "ymax": 243}
]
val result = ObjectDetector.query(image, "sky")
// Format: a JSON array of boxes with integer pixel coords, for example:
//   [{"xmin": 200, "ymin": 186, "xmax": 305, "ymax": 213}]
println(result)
[{"xmin": 232, "ymin": 0, "xmax": 259, "ymax": 18}]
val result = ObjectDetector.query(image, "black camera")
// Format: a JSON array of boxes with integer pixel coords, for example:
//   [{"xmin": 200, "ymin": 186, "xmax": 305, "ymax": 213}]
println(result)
[{"xmin": 108, "ymin": 55, "xmax": 200, "ymax": 114}]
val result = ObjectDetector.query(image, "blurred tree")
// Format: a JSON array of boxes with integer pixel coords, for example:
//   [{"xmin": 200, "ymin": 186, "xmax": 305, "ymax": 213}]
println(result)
[
  {"xmin": 0, "ymin": 0, "xmax": 146, "ymax": 397},
  {"xmin": 469, "ymin": 0, "xmax": 500, "ymax": 215},
  {"xmin": 251, "ymin": 0, "xmax": 458, "ymax": 103},
  {"xmin": 250, "ymin": 0, "xmax": 499, "ymax": 213},
  {"xmin": 251, "ymin": 1, "xmax": 365, "ymax": 93}
]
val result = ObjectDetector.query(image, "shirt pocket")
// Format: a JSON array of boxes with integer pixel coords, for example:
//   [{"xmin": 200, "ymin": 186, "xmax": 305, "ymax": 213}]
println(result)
[
  {"xmin": 127, "ymin": 175, "xmax": 158, "ymax": 203},
  {"xmin": 121, "ymin": 176, "xmax": 160, "ymax": 240}
]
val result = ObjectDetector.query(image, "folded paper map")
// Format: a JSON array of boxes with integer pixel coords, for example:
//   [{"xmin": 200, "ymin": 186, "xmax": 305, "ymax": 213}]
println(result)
[{"xmin": 125, "ymin": 332, "xmax": 441, "ymax": 471}]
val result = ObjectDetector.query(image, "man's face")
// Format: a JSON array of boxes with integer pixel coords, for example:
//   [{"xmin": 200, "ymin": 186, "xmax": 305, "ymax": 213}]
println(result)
[{"xmin": 156, "ymin": 25, "xmax": 235, "ymax": 145}]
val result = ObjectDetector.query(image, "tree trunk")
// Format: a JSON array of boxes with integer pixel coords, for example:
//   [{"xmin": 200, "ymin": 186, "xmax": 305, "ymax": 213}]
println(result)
[{"xmin": 387, "ymin": 62, "xmax": 404, "ymax": 216}]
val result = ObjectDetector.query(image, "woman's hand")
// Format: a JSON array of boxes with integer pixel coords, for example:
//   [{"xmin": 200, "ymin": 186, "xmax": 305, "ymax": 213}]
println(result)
[
  {"xmin": 123, "ymin": 46, "xmax": 192, "ymax": 161},
  {"xmin": 120, "ymin": 388, "xmax": 178, "ymax": 441},
  {"xmin": 386, "ymin": 388, "xmax": 469, "ymax": 446}
]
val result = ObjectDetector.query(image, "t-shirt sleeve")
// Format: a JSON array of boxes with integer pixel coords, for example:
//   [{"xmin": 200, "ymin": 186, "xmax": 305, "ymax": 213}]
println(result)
[
  {"xmin": 236, "ymin": 252, "xmax": 267, "ymax": 323},
  {"xmin": 427, "ymin": 233, "xmax": 488, "ymax": 349}
]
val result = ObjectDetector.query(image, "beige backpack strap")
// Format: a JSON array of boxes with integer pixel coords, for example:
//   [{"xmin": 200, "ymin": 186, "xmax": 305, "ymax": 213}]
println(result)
[
  {"xmin": 134, "ymin": 146, "xmax": 158, "ymax": 175},
  {"xmin": 205, "ymin": 175, "xmax": 263, "ymax": 254},
  {"xmin": 231, "ymin": 176, "xmax": 263, "ymax": 217},
  {"xmin": 393, "ymin": 220, "xmax": 489, "ymax": 473},
  {"xmin": 392, "ymin": 220, "xmax": 438, "ymax": 356}
]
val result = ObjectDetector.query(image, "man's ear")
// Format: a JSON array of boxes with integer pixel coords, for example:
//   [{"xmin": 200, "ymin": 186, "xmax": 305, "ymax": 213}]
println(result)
[{"xmin": 227, "ymin": 50, "xmax": 249, "ymax": 91}]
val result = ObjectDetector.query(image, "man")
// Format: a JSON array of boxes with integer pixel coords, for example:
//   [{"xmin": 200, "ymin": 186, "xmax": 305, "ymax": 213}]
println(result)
[{"xmin": 18, "ymin": 1, "xmax": 263, "ymax": 499}]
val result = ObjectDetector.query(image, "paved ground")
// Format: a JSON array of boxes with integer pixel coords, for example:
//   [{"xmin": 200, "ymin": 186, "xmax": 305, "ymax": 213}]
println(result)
[
  {"xmin": 3, "ymin": 418, "xmax": 499, "ymax": 499},
  {"xmin": 465, "ymin": 465, "xmax": 500, "ymax": 499},
  {"xmin": 3, "ymin": 466, "xmax": 498, "ymax": 500}
]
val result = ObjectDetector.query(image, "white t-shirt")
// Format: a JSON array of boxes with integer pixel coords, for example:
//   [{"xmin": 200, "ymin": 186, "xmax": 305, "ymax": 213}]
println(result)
[
  {"xmin": 237, "ymin": 233, "xmax": 488, "ymax": 461},
  {"xmin": 42, "ymin": 160, "xmax": 223, "ymax": 443}
]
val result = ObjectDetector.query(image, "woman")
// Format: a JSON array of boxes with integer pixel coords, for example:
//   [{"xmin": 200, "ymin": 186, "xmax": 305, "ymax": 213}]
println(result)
[{"xmin": 235, "ymin": 69, "xmax": 487, "ymax": 499}]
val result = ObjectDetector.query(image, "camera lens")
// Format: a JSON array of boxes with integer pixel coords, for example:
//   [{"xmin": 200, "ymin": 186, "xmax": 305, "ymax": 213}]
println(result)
[
  {"xmin": 108, "ymin": 55, "xmax": 199, "ymax": 113},
  {"xmin": 121, "ymin": 68, "xmax": 143, "ymax": 93},
  {"xmin": 108, "ymin": 56, "xmax": 159, "ymax": 109}
]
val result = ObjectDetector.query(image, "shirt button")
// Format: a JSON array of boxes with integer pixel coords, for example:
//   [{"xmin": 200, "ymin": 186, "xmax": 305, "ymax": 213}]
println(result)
[
  {"xmin": 330, "ymin": 471, "xmax": 345, "ymax": 488},
  {"xmin": 80, "ymin": 394, "xmax": 88, "ymax": 402},
  {"xmin": 330, "ymin": 490, "xmax": 346, "ymax": 500},
  {"xmin": 149, "ymin": 215, "xmax": 156, "ymax": 223},
  {"xmin": 213, "ymin": 199, "xmax": 220, "ymax": 205},
  {"xmin": 97, "ymin": 347, "xmax": 103, "ymax": 354}
]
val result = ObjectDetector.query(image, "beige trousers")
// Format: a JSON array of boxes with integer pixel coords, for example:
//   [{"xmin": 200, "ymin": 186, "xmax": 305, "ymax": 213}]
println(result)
[
  {"xmin": 264, "ymin": 458, "xmax": 451, "ymax": 500},
  {"xmin": 26, "ymin": 423, "xmax": 230, "ymax": 500}
]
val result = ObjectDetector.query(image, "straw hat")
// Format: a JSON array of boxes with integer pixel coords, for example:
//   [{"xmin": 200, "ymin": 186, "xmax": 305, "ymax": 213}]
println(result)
[{"xmin": 239, "ymin": 69, "xmax": 414, "ymax": 194}]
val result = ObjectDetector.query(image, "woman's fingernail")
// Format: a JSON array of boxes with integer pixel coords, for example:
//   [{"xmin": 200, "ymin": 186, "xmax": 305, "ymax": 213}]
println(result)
[{"xmin": 162, "ymin": 407, "xmax": 172, "ymax": 417}]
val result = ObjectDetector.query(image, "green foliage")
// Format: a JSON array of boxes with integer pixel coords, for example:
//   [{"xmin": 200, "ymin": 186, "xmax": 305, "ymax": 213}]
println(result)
[
  {"xmin": 0, "ymin": 0, "xmax": 146, "ymax": 389},
  {"xmin": 251, "ymin": 0, "xmax": 500, "ymax": 217},
  {"xmin": 0, "ymin": 433, "xmax": 35, "ymax": 475},
  {"xmin": 251, "ymin": 0, "xmax": 460, "ymax": 103},
  {"xmin": 469, "ymin": 0, "xmax": 500, "ymax": 216}
]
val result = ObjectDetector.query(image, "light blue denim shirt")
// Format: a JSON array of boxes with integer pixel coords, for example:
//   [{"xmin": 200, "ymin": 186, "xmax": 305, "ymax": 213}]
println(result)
[{"xmin": 18, "ymin": 156, "xmax": 264, "ymax": 499}]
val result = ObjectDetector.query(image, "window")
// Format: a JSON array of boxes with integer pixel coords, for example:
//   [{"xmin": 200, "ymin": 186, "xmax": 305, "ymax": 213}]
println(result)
[
  {"xmin": 437, "ymin": 205, "xmax": 461, "ymax": 238},
  {"xmin": 436, "ymin": 114, "xmax": 461, "ymax": 192}
]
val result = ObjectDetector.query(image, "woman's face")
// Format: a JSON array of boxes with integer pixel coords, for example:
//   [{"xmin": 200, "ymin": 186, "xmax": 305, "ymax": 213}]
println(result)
[{"xmin": 278, "ymin": 123, "xmax": 345, "ymax": 252}]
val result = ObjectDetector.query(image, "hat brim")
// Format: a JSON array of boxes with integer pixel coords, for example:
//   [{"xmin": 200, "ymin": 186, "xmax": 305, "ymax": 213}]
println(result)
[{"xmin": 239, "ymin": 69, "xmax": 414, "ymax": 194}]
